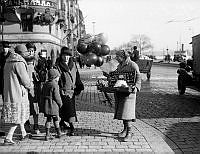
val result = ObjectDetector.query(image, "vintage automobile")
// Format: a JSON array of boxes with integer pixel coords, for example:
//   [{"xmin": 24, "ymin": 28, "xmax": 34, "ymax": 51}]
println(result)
[
  {"xmin": 136, "ymin": 58, "xmax": 153, "ymax": 80},
  {"xmin": 177, "ymin": 34, "xmax": 200, "ymax": 95}
]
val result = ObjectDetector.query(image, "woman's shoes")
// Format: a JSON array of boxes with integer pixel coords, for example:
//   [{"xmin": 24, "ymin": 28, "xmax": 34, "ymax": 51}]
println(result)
[
  {"xmin": 19, "ymin": 134, "xmax": 30, "ymax": 141},
  {"xmin": 69, "ymin": 129, "xmax": 75, "ymax": 136},
  {"xmin": 60, "ymin": 123, "xmax": 70, "ymax": 132},
  {"xmin": 4, "ymin": 139, "xmax": 16, "ymax": 145}
]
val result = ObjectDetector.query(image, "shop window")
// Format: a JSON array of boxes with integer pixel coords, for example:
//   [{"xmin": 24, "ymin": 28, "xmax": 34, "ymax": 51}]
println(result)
[{"xmin": 21, "ymin": 13, "xmax": 33, "ymax": 32}]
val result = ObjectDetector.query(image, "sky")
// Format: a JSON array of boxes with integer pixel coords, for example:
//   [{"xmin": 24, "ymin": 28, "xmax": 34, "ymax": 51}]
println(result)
[{"xmin": 78, "ymin": 0, "xmax": 200, "ymax": 55}]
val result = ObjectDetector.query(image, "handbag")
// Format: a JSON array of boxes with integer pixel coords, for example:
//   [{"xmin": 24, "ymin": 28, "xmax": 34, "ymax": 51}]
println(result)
[{"xmin": 74, "ymin": 70, "xmax": 84, "ymax": 95}]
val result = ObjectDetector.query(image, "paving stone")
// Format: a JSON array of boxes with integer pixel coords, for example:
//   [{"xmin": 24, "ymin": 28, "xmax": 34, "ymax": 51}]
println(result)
[{"xmin": 1, "ymin": 67, "xmax": 199, "ymax": 152}]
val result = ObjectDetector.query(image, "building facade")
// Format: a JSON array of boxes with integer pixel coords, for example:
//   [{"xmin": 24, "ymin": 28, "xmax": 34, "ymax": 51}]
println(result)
[{"xmin": 0, "ymin": 0, "xmax": 86, "ymax": 64}]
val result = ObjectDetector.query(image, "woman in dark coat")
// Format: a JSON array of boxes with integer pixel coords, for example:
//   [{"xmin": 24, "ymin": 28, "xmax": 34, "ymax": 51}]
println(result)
[
  {"xmin": 55, "ymin": 47, "xmax": 84, "ymax": 136},
  {"xmin": 114, "ymin": 50, "xmax": 141, "ymax": 142}
]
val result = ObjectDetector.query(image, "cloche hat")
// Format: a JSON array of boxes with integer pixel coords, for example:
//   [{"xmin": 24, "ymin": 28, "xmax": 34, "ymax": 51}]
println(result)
[
  {"xmin": 60, "ymin": 46, "xmax": 72, "ymax": 56},
  {"xmin": 48, "ymin": 68, "xmax": 60, "ymax": 81}
]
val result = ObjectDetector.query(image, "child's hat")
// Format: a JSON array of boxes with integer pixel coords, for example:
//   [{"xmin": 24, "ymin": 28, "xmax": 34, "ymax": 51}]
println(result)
[{"xmin": 48, "ymin": 69, "xmax": 60, "ymax": 80}]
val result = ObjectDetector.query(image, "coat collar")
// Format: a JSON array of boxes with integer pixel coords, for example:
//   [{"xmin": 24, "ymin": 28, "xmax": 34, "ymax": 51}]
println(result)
[
  {"xmin": 118, "ymin": 57, "xmax": 131, "ymax": 68},
  {"xmin": 6, "ymin": 52, "xmax": 27, "ymax": 65}
]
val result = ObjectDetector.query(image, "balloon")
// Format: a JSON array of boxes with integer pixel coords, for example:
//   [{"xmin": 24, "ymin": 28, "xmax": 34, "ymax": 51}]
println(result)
[
  {"xmin": 86, "ymin": 43, "xmax": 96, "ymax": 54},
  {"xmin": 77, "ymin": 42, "xmax": 88, "ymax": 54},
  {"xmin": 100, "ymin": 44, "xmax": 110, "ymax": 56},
  {"xmin": 86, "ymin": 52, "xmax": 98, "ymax": 65},
  {"xmin": 95, "ymin": 56, "xmax": 104, "ymax": 67},
  {"xmin": 90, "ymin": 42, "xmax": 102, "ymax": 55}
]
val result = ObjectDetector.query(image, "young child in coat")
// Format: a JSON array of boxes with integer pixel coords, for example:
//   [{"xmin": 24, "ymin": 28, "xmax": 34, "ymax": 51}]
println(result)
[{"xmin": 41, "ymin": 68, "xmax": 63, "ymax": 141}]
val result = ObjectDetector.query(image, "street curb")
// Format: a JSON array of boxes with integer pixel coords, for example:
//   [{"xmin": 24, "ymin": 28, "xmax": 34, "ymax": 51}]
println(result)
[
  {"xmin": 153, "ymin": 62, "xmax": 179, "ymax": 68},
  {"xmin": 135, "ymin": 119, "xmax": 177, "ymax": 153}
]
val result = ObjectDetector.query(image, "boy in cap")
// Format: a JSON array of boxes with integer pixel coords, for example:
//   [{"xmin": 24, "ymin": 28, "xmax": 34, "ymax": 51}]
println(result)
[{"xmin": 41, "ymin": 68, "xmax": 63, "ymax": 140}]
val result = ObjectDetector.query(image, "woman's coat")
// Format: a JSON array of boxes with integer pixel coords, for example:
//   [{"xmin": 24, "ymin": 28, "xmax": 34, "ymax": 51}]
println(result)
[
  {"xmin": 56, "ymin": 58, "xmax": 80, "ymax": 122},
  {"xmin": 114, "ymin": 57, "xmax": 141, "ymax": 121},
  {"xmin": 1, "ymin": 53, "xmax": 32, "ymax": 124}
]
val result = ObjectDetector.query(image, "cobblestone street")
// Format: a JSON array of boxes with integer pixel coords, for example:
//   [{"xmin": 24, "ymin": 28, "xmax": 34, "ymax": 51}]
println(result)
[{"xmin": 0, "ymin": 64, "xmax": 200, "ymax": 153}]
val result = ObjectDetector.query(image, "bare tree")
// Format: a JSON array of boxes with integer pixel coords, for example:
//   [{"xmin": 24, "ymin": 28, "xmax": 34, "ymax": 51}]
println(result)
[{"xmin": 130, "ymin": 34, "xmax": 153, "ymax": 54}]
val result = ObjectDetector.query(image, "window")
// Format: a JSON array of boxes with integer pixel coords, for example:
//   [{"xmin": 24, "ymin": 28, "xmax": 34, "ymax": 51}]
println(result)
[{"xmin": 21, "ymin": 13, "xmax": 33, "ymax": 32}]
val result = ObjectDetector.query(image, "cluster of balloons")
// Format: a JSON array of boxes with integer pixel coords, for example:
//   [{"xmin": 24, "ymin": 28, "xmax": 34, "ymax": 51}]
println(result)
[{"xmin": 77, "ymin": 33, "xmax": 110, "ymax": 67}]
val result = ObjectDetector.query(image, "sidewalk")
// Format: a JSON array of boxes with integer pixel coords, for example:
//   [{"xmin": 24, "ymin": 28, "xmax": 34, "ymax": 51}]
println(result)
[{"xmin": 0, "ymin": 83, "xmax": 177, "ymax": 153}]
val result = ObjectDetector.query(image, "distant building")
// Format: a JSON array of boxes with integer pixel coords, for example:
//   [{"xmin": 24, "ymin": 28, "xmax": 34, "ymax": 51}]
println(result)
[{"xmin": 173, "ymin": 44, "xmax": 192, "ymax": 62}]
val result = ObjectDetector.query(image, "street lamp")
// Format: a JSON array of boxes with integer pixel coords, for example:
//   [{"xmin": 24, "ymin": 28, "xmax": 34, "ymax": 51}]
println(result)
[{"xmin": 92, "ymin": 21, "xmax": 96, "ymax": 36}]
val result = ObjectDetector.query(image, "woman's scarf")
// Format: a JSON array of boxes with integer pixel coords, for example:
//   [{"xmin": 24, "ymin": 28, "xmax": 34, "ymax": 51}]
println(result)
[
  {"xmin": 57, "ymin": 57, "xmax": 74, "ymax": 88},
  {"xmin": 57, "ymin": 57, "xmax": 74, "ymax": 72}
]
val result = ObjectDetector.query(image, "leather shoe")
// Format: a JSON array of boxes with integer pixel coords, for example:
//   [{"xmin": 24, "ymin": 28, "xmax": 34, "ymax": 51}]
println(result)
[
  {"xmin": 69, "ymin": 129, "xmax": 75, "ymax": 136},
  {"xmin": 4, "ymin": 139, "xmax": 16, "ymax": 145},
  {"xmin": 19, "ymin": 134, "xmax": 30, "ymax": 141},
  {"xmin": 118, "ymin": 129, "xmax": 127, "ymax": 138}
]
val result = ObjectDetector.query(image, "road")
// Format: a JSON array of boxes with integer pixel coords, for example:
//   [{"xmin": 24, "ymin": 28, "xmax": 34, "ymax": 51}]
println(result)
[
  {"xmin": 80, "ymin": 64, "xmax": 200, "ymax": 152},
  {"xmin": 137, "ymin": 65, "xmax": 200, "ymax": 152}
]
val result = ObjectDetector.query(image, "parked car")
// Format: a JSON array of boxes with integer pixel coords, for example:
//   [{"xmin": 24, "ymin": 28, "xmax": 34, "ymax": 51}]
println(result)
[{"xmin": 177, "ymin": 34, "xmax": 200, "ymax": 95}]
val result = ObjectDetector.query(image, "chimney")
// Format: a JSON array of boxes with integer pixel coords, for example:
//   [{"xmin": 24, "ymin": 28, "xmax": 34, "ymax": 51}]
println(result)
[{"xmin": 181, "ymin": 44, "xmax": 184, "ymax": 51}]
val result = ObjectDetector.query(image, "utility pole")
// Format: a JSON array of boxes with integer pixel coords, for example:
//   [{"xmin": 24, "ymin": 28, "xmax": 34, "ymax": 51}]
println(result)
[
  {"xmin": 92, "ymin": 21, "xmax": 95, "ymax": 36},
  {"xmin": 69, "ymin": 0, "xmax": 75, "ymax": 56}
]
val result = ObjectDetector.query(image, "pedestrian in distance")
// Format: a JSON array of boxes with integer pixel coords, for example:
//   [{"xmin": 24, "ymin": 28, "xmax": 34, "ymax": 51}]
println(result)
[
  {"xmin": 55, "ymin": 46, "xmax": 84, "ymax": 136},
  {"xmin": 130, "ymin": 46, "xmax": 140, "ymax": 62},
  {"xmin": 41, "ymin": 68, "xmax": 63, "ymax": 141},
  {"xmin": 23, "ymin": 42, "xmax": 42, "ymax": 135},
  {"xmin": 1, "ymin": 44, "xmax": 33, "ymax": 145},
  {"xmin": 114, "ymin": 50, "xmax": 141, "ymax": 142},
  {"xmin": 46, "ymin": 56, "xmax": 53, "ymax": 70}
]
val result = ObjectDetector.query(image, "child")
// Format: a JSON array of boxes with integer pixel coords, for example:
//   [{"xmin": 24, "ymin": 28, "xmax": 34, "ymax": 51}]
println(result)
[{"xmin": 41, "ymin": 68, "xmax": 63, "ymax": 141}]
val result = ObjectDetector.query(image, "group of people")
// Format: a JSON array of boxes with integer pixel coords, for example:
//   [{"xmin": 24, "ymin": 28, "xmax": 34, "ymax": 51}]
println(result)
[
  {"xmin": 0, "ymin": 42, "xmax": 84, "ymax": 144},
  {"xmin": 0, "ymin": 41, "xmax": 141, "ymax": 144}
]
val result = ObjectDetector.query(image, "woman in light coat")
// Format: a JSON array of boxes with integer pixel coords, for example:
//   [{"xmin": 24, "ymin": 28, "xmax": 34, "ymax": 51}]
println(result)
[
  {"xmin": 114, "ymin": 50, "xmax": 141, "ymax": 142},
  {"xmin": 1, "ymin": 44, "xmax": 33, "ymax": 144}
]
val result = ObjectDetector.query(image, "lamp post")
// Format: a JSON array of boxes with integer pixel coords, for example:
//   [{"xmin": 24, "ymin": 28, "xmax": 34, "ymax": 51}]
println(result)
[{"xmin": 92, "ymin": 21, "xmax": 96, "ymax": 36}]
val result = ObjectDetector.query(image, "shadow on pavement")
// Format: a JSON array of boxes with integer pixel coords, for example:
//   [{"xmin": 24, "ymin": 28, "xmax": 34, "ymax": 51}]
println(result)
[
  {"xmin": 165, "ymin": 121, "xmax": 200, "ymax": 153},
  {"xmin": 136, "ymin": 91, "xmax": 200, "ymax": 119},
  {"xmin": 0, "ymin": 126, "xmax": 120, "ymax": 143}
]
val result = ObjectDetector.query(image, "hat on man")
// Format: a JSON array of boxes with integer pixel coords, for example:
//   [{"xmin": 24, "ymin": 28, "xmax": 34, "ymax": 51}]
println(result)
[
  {"xmin": 48, "ymin": 68, "xmax": 60, "ymax": 81},
  {"xmin": 2, "ymin": 41, "xmax": 10, "ymax": 48},
  {"xmin": 15, "ymin": 44, "xmax": 29, "ymax": 56},
  {"xmin": 26, "ymin": 42, "xmax": 36, "ymax": 51},
  {"xmin": 60, "ymin": 46, "xmax": 72, "ymax": 56},
  {"xmin": 116, "ymin": 50, "xmax": 129, "ymax": 59}
]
